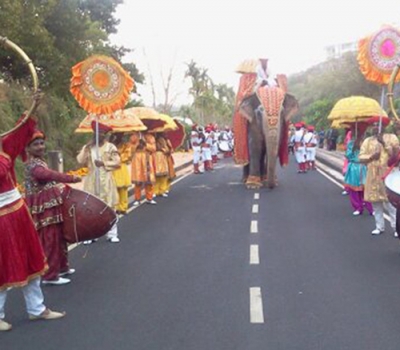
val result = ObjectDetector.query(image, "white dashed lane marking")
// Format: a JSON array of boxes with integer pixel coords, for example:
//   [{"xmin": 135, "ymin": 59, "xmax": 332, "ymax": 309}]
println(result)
[
  {"xmin": 250, "ymin": 220, "xmax": 258, "ymax": 233},
  {"xmin": 250, "ymin": 245, "xmax": 260, "ymax": 265},
  {"xmin": 252, "ymin": 204, "xmax": 259, "ymax": 214},
  {"xmin": 250, "ymin": 287, "xmax": 265, "ymax": 323}
]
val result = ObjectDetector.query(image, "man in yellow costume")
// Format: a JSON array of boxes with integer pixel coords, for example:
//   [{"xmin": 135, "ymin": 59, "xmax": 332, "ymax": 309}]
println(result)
[
  {"xmin": 130, "ymin": 132, "xmax": 157, "ymax": 205},
  {"xmin": 110, "ymin": 132, "xmax": 132, "ymax": 214},
  {"xmin": 77, "ymin": 121, "xmax": 121, "ymax": 243},
  {"xmin": 359, "ymin": 116, "xmax": 398, "ymax": 236},
  {"xmin": 154, "ymin": 133, "xmax": 176, "ymax": 197}
]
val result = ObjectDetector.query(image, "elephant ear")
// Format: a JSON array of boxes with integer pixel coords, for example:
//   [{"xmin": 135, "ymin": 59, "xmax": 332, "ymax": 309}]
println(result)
[
  {"xmin": 275, "ymin": 74, "xmax": 288, "ymax": 93},
  {"xmin": 279, "ymin": 120, "xmax": 290, "ymax": 167}
]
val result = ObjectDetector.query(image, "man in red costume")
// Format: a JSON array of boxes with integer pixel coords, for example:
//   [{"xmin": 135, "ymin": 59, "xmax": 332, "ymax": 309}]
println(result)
[
  {"xmin": 0, "ymin": 116, "xmax": 65, "ymax": 332},
  {"xmin": 25, "ymin": 130, "xmax": 81, "ymax": 285}
]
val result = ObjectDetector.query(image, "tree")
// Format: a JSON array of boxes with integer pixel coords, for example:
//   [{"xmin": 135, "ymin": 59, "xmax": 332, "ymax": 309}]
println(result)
[
  {"xmin": 184, "ymin": 60, "xmax": 235, "ymax": 126},
  {"xmin": 289, "ymin": 52, "xmax": 381, "ymax": 114},
  {"xmin": 303, "ymin": 99, "xmax": 335, "ymax": 131}
]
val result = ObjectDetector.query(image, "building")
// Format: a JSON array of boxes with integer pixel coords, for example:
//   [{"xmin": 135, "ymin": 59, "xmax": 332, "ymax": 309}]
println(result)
[{"xmin": 325, "ymin": 41, "xmax": 358, "ymax": 60}]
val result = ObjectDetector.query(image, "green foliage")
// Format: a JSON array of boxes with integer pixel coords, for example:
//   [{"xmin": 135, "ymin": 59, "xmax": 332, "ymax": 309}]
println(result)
[
  {"xmin": 288, "ymin": 52, "xmax": 384, "ymax": 130},
  {"xmin": 303, "ymin": 99, "xmax": 335, "ymax": 130},
  {"xmin": 0, "ymin": 0, "xmax": 144, "ymax": 181},
  {"xmin": 184, "ymin": 61, "xmax": 235, "ymax": 126}
]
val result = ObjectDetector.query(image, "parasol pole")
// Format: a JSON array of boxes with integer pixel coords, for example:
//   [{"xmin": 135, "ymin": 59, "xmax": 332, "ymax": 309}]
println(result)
[
  {"xmin": 379, "ymin": 86, "xmax": 386, "ymax": 134},
  {"xmin": 95, "ymin": 117, "xmax": 100, "ymax": 196}
]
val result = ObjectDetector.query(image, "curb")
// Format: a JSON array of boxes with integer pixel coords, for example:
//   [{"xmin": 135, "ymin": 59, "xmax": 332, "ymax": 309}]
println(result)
[{"xmin": 127, "ymin": 160, "xmax": 192, "ymax": 209}]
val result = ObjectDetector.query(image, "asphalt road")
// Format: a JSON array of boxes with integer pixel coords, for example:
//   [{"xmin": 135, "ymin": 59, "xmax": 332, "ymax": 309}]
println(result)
[{"xmin": 3, "ymin": 157, "xmax": 400, "ymax": 350}]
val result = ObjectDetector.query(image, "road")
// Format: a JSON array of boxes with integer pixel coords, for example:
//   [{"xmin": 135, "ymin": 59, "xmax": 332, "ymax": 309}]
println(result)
[{"xmin": 3, "ymin": 156, "xmax": 400, "ymax": 350}]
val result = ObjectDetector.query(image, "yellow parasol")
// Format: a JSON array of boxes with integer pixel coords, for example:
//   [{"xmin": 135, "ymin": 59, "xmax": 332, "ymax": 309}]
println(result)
[
  {"xmin": 357, "ymin": 25, "xmax": 400, "ymax": 85},
  {"xmin": 75, "ymin": 109, "xmax": 147, "ymax": 133},
  {"xmin": 70, "ymin": 55, "xmax": 135, "ymax": 115},
  {"xmin": 150, "ymin": 114, "xmax": 179, "ymax": 133},
  {"xmin": 123, "ymin": 107, "xmax": 167, "ymax": 131},
  {"xmin": 327, "ymin": 96, "xmax": 388, "ymax": 123},
  {"xmin": 235, "ymin": 59, "xmax": 259, "ymax": 74}
]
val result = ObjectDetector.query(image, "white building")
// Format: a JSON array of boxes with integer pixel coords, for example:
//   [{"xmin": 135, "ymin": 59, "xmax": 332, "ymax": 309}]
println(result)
[{"xmin": 325, "ymin": 41, "xmax": 358, "ymax": 60}]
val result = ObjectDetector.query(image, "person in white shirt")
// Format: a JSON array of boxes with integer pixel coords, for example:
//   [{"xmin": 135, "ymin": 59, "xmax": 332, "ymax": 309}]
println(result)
[
  {"xmin": 304, "ymin": 125, "xmax": 318, "ymax": 170},
  {"xmin": 291, "ymin": 122, "xmax": 307, "ymax": 173},
  {"xmin": 190, "ymin": 129, "xmax": 203, "ymax": 174}
]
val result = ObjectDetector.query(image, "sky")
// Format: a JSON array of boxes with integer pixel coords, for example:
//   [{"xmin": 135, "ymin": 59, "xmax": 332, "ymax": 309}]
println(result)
[{"xmin": 110, "ymin": 0, "xmax": 400, "ymax": 107}]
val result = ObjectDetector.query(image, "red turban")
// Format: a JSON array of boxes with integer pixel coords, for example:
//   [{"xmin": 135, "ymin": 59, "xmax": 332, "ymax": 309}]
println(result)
[
  {"xmin": 28, "ymin": 129, "xmax": 46, "ymax": 145},
  {"xmin": 307, "ymin": 125, "xmax": 315, "ymax": 131},
  {"xmin": 91, "ymin": 120, "xmax": 112, "ymax": 133}
]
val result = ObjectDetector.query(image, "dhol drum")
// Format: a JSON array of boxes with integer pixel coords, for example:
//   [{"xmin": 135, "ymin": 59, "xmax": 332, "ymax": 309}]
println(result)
[
  {"xmin": 61, "ymin": 186, "xmax": 117, "ymax": 243},
  {"xmin": 385, "ymin": 169, "xmax": 400, "ymax": 209},
  {"xmin": 218, "ymin": 140, "xmax": 232, "ymax": 152}
]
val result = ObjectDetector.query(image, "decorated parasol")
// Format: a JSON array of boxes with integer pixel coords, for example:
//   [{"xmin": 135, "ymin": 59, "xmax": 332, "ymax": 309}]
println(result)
[
  {"xmin": 235, "ymin": 59, "xmax": 259, "ymax": 74},
  {"xmin": 70, "ymin": 55, "xmax": 135, "ymax": 115},
  {"xmin": 357, "ymin": 25, "xmax": 400, "ymax": 85},
  {"xmin": 124, "ymin": 107, "xmax": 166, "ymax": 131},
  {"xmin": 70, "ymin": 55, "xmax": 135, "ymax": 195},
  {"xmin": 75, "ymin": 109, "xmax": 147, "ymax": 133},
  {"xmin": 165, "ymin": 119, "xmax": 186, "ymax": 150},
  {"xmin": 328, "ymin": 96, "xmax": 388, "ymax": 139},
  {"xmin": 150, "ymin": 114, "xmax": 179, "ymax": 133},
  {"xmin": 328, "ymin": 96, "xmax": 388, "ymax": 123}
]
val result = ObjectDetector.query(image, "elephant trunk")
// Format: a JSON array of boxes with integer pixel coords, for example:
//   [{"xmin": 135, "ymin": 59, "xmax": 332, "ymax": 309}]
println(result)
[{"xmin": 265, "ymin": 126, "xmax": 279, "ymax": 188}]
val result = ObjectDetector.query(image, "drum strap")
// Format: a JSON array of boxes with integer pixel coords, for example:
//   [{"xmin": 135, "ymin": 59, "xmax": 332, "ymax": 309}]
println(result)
[{"xmin": 68, "ymin": 204, "xmax": 80, "ymax": 243}]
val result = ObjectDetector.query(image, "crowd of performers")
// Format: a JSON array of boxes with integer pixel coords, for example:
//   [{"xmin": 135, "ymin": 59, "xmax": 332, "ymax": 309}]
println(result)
[
  {"xmin": 0, "ymin": 115, "xmax": 180, "ymax": 331},
  {"xmin": 190, "ymin": 124, "xmax": 234, "ymax": 174},
  {"xmin": 290, "ymin": 116, "xmax": 400, "ymax": 237},
  {"xmin": 342, "ymin": 116, "xmax": 400, "ymax": 236},
  {"xmin": 290, "ymin": 122, "xmax": 318, "ymax": 173}
]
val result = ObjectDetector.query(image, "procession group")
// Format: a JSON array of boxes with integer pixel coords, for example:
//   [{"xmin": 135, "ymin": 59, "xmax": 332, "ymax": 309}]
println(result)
[
  {"xmin": 292, "ymin": 116, "xmax": 400, "ymax": 237},
  {"xmin": 0, "ymin": 115, "xmax": 185, "ymax": 331},
  {"xmin": 290, "ymin": 122, "xmax": 319, "ymax": 173},
  {"xmin": 190, "ymin": 124, "xmax": 234, "ymax": 174}
]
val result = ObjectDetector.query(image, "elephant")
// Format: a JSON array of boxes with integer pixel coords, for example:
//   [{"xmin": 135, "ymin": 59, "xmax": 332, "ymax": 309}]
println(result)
[{"xmin": 238, "ymin": 85, "xmax": 298, "ymax": 189}]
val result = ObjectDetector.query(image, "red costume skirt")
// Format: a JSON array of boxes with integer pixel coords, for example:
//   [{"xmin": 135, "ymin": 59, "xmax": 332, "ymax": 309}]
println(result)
[{"xmin": 0, "ymin": 199, "xmax": 47, "ymax": 291}]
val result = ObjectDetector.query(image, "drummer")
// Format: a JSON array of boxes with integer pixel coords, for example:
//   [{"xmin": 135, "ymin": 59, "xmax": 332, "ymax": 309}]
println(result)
[
  {"xmin": 25, "ymin": 130, "xmax": 81, "ymax": 285},
  {"xmin": 359, "ymin": 116, "xmax": 398, "ymax": 236},
  {"xmin": 0, "ymin": 115, "xmax": 65, "ymax": 332},
  {"xmin": 77, "ymin": 121, "xmax": 121, "ymax": 243}
]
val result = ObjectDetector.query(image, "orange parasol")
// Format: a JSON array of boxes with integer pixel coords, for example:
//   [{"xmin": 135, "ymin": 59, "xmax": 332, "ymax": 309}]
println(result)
[
  {"xmin": 75, "ymin": 109, "xmax": 147, "ymax": 133},
  {"xmin": 357, "ymin": 25, "xmax": 400, "ymax": 85},
  {"xmin": 165, "ymin": 119, "xmax": 186, "ymax": 150},
  {"xmin": 70, "ymin": 55, "xmax": 135, "ymax": 115}
]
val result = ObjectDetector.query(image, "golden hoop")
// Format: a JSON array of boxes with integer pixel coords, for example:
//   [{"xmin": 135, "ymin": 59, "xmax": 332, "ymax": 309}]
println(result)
[
  {"xmin": 0, "ymin": 36, "xmax": 39, "ymax": 137},
  {"xmin": 387, "ymin": 63, "xmax": 400, "ymax": 121}
]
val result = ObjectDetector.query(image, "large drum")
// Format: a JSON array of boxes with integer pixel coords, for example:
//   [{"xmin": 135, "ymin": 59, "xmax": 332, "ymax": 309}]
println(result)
[
  {"xmin": 385, "ymin": 169, "xmax": 400, "ymax": 209},
  {"xmin": 61, "ymin": 186, "xmax": 117, "ymax": 243},
  {"xmin": 218, "ymin": 140, "xmax": 232, "ymax": 152}
]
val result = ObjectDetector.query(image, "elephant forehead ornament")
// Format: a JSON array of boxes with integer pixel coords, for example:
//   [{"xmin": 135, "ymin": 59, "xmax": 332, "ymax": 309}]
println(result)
[{"xmin": 256, "ymin": 86, "xmax": 285, "ymax": 128}]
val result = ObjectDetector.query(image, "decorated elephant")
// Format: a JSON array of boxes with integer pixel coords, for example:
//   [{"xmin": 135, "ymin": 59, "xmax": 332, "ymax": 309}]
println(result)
[{"xmin": 233, "ymin": 59, "xmax": 298, "ymax": 189}]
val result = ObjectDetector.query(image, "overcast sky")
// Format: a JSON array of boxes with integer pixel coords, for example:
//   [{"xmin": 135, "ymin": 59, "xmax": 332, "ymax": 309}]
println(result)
[{"xmin": 110, "ymin": 0, "xmax": 400, "ymax": 107}]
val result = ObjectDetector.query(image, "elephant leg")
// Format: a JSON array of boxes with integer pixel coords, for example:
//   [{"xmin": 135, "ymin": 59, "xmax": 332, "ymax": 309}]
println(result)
[
  {"xmin": 242, "ymin": 164, "xmax": 250, "ymax": 183},
  {"xmin": 260, "ymin": 149, "xmax": 267, "ymax": 183},
  {"xmin": 246, "ymin": 118, "xmax": 264, "ymax": 189}
]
